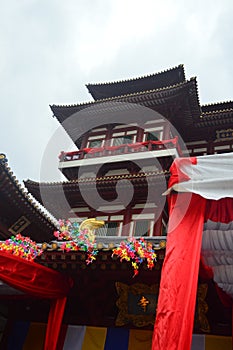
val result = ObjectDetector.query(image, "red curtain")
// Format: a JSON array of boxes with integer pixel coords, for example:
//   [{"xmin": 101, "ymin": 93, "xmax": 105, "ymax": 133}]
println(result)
[
  {"xmin": 205, "ymin": 197, "xmax": 233, "ymax": 223},
  {"xmin": 44, "ymin": 297, "xmax": 68, "ymax": 350},
  {"xmin": 152, "ymin": 193, "xmax": 206, "ymax": 350},
  {"xmin": 205, "ymin": 197, "xmax": 233, "ymax": 350},
  {"xmin": 0, "ymin": 251, "xmax": 73, "ymax": 350}
]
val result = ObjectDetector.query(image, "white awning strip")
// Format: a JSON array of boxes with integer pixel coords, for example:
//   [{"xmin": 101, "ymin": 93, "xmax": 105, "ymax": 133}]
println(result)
[{"xmin": 202, "ymin": 227, "xmax": 233, "ymax": 298}]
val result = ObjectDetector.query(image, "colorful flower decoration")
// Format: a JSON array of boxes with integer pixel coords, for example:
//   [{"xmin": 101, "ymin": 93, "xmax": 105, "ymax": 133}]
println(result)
[
  {"xmin": 0, "ymin": 220, "xmax": 158, "ymax": 275},
  {"xmin": 112, "ymin": 237, "xmax": 157, "ymax": 277},
  {"xmin": 0, "ymin": 233, "xmax": 42, "ymax": 261},
  {"xmin": 54, "ymin": 219, "xmax": 98, "ymax": 264}
]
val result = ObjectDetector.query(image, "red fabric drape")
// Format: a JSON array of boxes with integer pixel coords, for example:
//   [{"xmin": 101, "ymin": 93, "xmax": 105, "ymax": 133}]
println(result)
[
  {"xmin": 0, "ymin": 252, "xmax": 73, "ymax": 350},
  {"xmin": 56, "ymin": 324, "xmax": 69, "ymax": 350},
  {"xmin": 205, "ymin": 197, "xmax": 233, "ymax": 350},
  {"xmin": 205, "ymin": 197, "xmax": 233, "ymax": 223},
  {"xmin": 44, "ymin": 297, "xmax": 67, "ymax": 350},
  {"xmin": 168, "ymin": 157, "xmax": 197, "ymax": 190},
  {"xmin": 154, "ymin": 156, "xmax": 233, "ymax": 350},
  {"xmin": 0, "ymin": 251, "xmax": 72, "ymax": 298},
  {"xmin": 152, "ymin": 193, "xmax": 206, "ymax": 350}
]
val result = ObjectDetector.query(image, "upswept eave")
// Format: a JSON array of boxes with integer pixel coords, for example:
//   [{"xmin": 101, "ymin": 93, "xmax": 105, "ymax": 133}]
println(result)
[
  {"xmin": 50, "ymin": 77, "xmax": 201, "ymax": 123},
  {"xmin": 0, "ymin": 155, "xmax": 57, "ymax": 241},
  {"xmin": 86, "ymin": 64, "xmax": 185, "ymax": 100},
  {"xmin": 201, "ymin": 101, "xmax": 233, "ymax": 114},
  {"xmin": 24, "ymin": 170, "xmax": 170, "ymax": 213}
]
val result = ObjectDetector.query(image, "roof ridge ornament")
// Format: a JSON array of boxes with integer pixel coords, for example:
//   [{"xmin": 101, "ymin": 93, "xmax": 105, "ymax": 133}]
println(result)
[{"xmin": 0, "ymin": 153, "xmax": 7, "ymax": 164}]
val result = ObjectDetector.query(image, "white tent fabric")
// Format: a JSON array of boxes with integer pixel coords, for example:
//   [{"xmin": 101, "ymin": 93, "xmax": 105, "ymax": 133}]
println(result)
[
  {"xmin": 204, "ymin": 220, "xmax": 233, "ymax": 231},
  {"xmin": 166, "ymin": 152, "xmax": 233, "ymax": 200},
  {"xmin": 153, "ymin": 153, "xmax": 233, "ymax": 350},
  {"xmin": 202, "ymin": 226, "xmax": 233, "ymax": 298},
  {"xmin": 166, "ymin": 152, "xmax": 233, "ymax": 299}
]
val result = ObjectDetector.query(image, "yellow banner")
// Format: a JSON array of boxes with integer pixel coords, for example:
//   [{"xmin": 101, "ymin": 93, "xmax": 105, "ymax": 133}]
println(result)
[{"xmin": 82, "ymin": 326, "xmax": 107, "ymax": 350}]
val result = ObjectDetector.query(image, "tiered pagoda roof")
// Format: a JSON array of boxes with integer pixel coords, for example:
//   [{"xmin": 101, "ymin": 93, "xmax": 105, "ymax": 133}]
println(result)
[
  {"xmin": 0, "ymin": 155, "xmax": 56, "ymax": 241},
  {"xmin": 50, "ymin": 77, "xmax": 201, "ymax": 144},
  {"xmin": 24, "ymin": 170, "xmax": 169, "ymax": 219},
  {"xmin": 198, "ymin": 101, "xmax": 233, "ymax": 127},
  {"xmin": 50, "ymin": 65, "xmax": 233, "ymax": 144},
  {"xmin": 27, "ymin": 64, "xmax": 233, "ymax": 220},
  {"xmin": 86, "ymin": 64, "xmax": 186, "ymax": 100}
]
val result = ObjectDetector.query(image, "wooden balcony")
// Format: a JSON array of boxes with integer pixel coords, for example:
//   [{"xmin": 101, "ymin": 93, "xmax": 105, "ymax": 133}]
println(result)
[{"xmin": 58, "ymin": 137, "xmax": 180, "ymax": 180}]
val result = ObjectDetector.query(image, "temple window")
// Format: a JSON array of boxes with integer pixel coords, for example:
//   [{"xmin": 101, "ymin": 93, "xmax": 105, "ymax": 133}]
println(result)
[
  {"xmin": 143, "ymin": 126, "xmax": 163, "ymax": 142},
  {"xmin": 95, "ymin": 215, "xmax": 123, "ymax": 236},
  {"xmin": 133, "ymin": 220, "xmax": 150, "ymax": 236},
  {"xmin": 87, "ymin": 134, "xmax": 105, "ymax": 148},
  {"xmin": 130, "ymin": 213, "xmax": 155, "ymax": 237},
  {"xmin": 97, "ymin": 222, "xmax": 119, "ymax": 236},
  {"xmin": 111, "ymin": 130, "xmax": 137, "ymax": 146}
]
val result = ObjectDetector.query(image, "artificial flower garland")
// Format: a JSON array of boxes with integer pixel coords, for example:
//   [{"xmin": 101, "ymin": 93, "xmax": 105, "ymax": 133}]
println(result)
[
  {"xmin": 54, "ymin": 220, "xmax": 157, "ymax": 276},
  {"xmin": 54, "ymin": 219, "xmax": 98, "ymax": 264},
  {"xmin": 0, "ymin": 233, "xmax": 42, "ymax": 261},
  {"xmin": 112, "ymin": 237, "xmax": 157, "ymax": 277},
  {"xmin": 0, "ymin": 220, "xmax": 157, "ymax": 276}
]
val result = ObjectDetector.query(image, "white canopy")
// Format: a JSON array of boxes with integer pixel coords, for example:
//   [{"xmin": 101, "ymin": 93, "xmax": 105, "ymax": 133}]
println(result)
[
  {"xmin": 166, "ymin": 152, "xmax": 233, "ymax": 200},
  {"xmin": 168, "ymin": 152, "xmax": 233, "ymax": 298}
]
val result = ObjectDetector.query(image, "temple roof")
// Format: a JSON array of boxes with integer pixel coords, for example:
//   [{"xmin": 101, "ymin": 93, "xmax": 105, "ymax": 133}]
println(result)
[
  {"xmin": 50, "ymin": 64, "xmax": 233, "ymax": 145},
  {"xmin": 51, "ymin": 78, "xmax": 201, "ymax": 145},
  {"xmin": 0, "ymin": 155, "xmax": 56, "ymax": 242},
  {"xmin": 86, "ymin": 65, "xmax": 186, "ymax": 100},
  {"xmin": 197, "ymin": 101, "xmax": 233, "ymax": 128},
  {"xmin": 24, "ymin": 171, "xmax": 169, "ymax": 219},
  {"xmin": 201, "ymin": 101, "xmax": 233, "ymax": 113},
  {"xmin": 51, "ymin": 78, "xmax": 199, "ymax": 122}
]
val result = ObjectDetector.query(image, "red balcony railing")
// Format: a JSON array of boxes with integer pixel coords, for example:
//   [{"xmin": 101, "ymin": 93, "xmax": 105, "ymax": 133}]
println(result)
[{"xmin": 59, "ymin": 137, "xmax": 180, "ymax": 162}]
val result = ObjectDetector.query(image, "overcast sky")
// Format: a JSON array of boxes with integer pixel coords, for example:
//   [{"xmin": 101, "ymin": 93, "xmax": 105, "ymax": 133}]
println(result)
[{"xmin": 0, "ymin": 0, "xmax": 233, "ymax": 183}]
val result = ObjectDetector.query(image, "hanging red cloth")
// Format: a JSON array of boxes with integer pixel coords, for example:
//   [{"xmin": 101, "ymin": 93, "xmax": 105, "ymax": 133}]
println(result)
[
  {"xmin": 0, "ymin": 251, "xmax": 72, "ymax": 298},
  {"xmin": 44, "ymin": 297, "xmax": 68, "ymax": 350},
  {"xmin": 0, "ymin": 251, "xmax": 73, "ymax": 350},
  {"xmin": 152, "ymin": 153, "xmax": 233, "ymax": 350},
  {"xmin": 152, "ymin": 193, "xmax": 206, "ymax": 350},
  {"xmin": 205, "ymin": 197, "xmax": 233, "ymax": 223}
]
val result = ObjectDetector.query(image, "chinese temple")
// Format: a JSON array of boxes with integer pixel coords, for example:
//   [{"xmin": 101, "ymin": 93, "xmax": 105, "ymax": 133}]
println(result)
[{"xmin": 0, "ymin": 65, "xmax": 233, "ymax": 349}]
